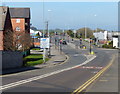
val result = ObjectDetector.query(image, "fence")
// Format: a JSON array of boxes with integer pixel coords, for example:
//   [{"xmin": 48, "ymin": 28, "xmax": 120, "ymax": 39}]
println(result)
[{"xmin": 0, "ymin": 51, "xmax": 23, "ymax": 70}]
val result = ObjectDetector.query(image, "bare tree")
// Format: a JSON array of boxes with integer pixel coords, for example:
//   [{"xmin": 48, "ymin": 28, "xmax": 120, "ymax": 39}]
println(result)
[
  {"xmin": 19, "ymin": 32, "xmax": 32, "ymax": 51},
  {"xmin": 3, "ymin": 30, "xmax": 14, "ymax": 51},
  {"xmin": 3, "ymin": 30, "xmax": 32, "ymax": 51}
]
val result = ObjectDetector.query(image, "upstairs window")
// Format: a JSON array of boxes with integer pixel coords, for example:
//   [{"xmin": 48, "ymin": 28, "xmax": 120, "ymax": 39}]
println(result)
[
  {"xmin": 16, "ymin": 27, "xmax": 20, "ymax": 31},
  {"xmin": 16, "ymin": 19, "xmax": 20, "ymax": 23}
]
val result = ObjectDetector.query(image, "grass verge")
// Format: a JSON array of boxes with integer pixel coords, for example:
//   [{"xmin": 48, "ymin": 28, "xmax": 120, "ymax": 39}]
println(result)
[
  {"xmin": 23, "ymin": 54, "xmax": 49, "ymax": 66},
  {"xmin": 31, "ymin": 48, "xmax": 40, "ymax": 50}
]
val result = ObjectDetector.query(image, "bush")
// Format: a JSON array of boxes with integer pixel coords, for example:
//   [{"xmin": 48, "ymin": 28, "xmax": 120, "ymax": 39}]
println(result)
[{"xmin": 102, "ymin": 41, "xmax": 115, "ymax": 49}]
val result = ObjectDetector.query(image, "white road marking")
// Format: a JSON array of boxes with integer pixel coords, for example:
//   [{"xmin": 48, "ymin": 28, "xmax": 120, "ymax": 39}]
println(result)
[
  {"xmin": 76, "ymin": 66, "xmax": 103, "ymax": 69},
  {"xmin": 73, "ymin": 54, "xmax": 79, "ymax": 56},
  {"xmin": 1, "ymin": 55, "xmax": 96, "ymax": 91}
]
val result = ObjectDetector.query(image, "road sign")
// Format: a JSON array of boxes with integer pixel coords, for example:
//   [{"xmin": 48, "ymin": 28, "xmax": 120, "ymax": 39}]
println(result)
[{"xmin": 40, "ymin": 38, "xmax": 50, "ymax": 48}]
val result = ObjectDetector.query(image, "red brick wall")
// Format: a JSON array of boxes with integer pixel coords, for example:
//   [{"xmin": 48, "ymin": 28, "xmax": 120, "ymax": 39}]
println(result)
[
  {"xmin": 11, "ymin": 18, "xmax": 25, "ymax": 32},
  {"xmin": 0, "ymin": 31, "xmax": 3, "ymax": 50}
]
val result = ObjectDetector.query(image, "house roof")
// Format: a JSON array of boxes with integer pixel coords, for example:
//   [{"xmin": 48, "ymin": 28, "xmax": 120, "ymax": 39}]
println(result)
[
  {"xmin": 0, "ymin": 6, "xmax": 8, "ymax": 31},
  {"xmin": 9, "ymin": 8, "xmax": 30, "ymax": 18}
]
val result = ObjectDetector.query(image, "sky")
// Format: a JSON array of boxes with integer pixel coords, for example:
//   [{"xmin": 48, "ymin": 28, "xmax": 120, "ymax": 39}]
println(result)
[{"xmin": 1, "ymin": 2, "xmax": 118, "ymax": 31}]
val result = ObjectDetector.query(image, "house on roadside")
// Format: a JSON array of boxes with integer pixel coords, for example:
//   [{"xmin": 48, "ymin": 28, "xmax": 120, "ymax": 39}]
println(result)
[
  {"xmin": 93, "ymin": 31, "xmax": 108, "ymax": 41},
  {"xmin": 0, "ymin": 6, "xmax": 23, "ymax": 70},
  {"xmin": 9, "ymin": 8, "xmax": 31, "ymax": 51},
  {"xmin": 9, "ymin": 8, "xmax": 30, "ymax": 33},
  {"xmin": 0, "ymin": 6, "xmax": 13, "ymax": 50},
  {"xmin": 93, "ymin": 31, "xmax": 113, "ymax": 44}
]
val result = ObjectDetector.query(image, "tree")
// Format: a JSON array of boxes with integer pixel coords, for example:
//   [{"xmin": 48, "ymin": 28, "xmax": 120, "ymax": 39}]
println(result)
[
  {"xmin": 77, "ymin": 27, "xmax": 94, "ymax": 38},
  {"xmin": 19, "ymin": 32, "xmax": 32, "ymax": 51},
  {"xmin": 95, "ymin": 28, "xmax": 105, "ymax": 32},
  {"xmin": 3, "ymin": 30, "xmax": 14, "ymax": 51},
  {"xmin": 67, "ymin": 30, "xmax": 74, "ymax": 38},
  {"xmin": 3, "ymin": 30, "xmax": 32, "ymax": 51}
]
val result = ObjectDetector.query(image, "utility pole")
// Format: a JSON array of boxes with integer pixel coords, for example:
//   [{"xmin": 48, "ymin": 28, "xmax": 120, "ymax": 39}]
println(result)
[
  {"xmin": 96, "ymin": 28, "xmax": 98, "ymax": 46},
  {"xmin": 46, "ymin": 21, "xmax": 50, "ymax": 57},
  {"xmin": 85, "ymin": 26, "xmax": 87, "ymax": 39},
  {"xmin": 90, "ymin": 38, "xmax": 92, "ymax": 54},
  {"xmin": 42, "ymin": 0, "xmax": 46, "ymax": 63},
  {"xmin": 46, "ymin": 21, "xmax": 49, "ymax": 37}
]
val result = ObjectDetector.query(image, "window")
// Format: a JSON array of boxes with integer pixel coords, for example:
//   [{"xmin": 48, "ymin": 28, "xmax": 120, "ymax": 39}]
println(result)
[
  {"xmin": 16, "ymin": 19, "xmax": 20, "ymax": 23},
  {"xmin": 17, "ymin": 36, "xmax": 20, "ymax": 39},
  {"xmin": 16, "ymin": 27, "xmax": 20, "ymax": 31}
]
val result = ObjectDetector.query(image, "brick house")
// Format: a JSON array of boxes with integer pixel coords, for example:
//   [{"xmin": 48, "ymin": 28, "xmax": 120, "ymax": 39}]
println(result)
[
  {"xmin": 0, "ymin": 6, "xmax": 13, "ymax": 50},
  {"xmin": 9, "ymin": 8, "xmax": 30, "ymax": 33},
  {"xmin": 9, "ymin": 8, "xmax": 31, "ymax": 51}
]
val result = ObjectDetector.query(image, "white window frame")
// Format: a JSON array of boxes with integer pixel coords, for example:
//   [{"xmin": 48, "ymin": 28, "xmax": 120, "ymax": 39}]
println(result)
[
  {"xmin": 16, "ymin": 19, "xmax": 20, "ymax": 23},
  {"xmin": 16, "ymin": 27, "xmax": 20, "ymax": 31}
]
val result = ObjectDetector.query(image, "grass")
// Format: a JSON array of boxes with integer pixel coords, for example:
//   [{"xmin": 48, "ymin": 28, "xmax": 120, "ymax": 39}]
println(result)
[
  {"xmin": 23, "ymin": 54, "xmax": 49, "ymax": 66},
  {"xmin": 31, "ymin": 48, "xmax": 40, "ymax": 50}
]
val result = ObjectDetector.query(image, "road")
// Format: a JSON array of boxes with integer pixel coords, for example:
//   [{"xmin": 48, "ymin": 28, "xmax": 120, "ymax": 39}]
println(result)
[{"xmin": 1, "ymin": 36, "xmax": 118, "ymax": 94}]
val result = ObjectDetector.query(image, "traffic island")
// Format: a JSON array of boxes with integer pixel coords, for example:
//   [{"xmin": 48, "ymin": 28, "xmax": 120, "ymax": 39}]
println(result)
[{"xmin": 89, "ymin": 51, "xmax": 95, "ymax": 55}]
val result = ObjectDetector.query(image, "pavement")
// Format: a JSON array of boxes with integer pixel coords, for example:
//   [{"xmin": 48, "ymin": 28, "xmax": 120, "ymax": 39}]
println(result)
[
  {"xmin": 1, "ymin": 43, "xmax": 68, "ymax": 75},
  {"xmin": 35, "ymin": 44, "xmax": 68, "ymax": 68}
]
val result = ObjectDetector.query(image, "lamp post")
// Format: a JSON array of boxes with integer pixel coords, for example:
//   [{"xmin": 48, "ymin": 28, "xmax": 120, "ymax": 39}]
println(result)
[
  {"xmin": 47, "ymin": 9, "xmax": 52, "ymax": 56},
  {"xmin": 85, "ymin": 15, "xmax": 87, "ymax": 39},
  {"xmin": 85, "ymin": 26, "xmax": 87, "ymax": 39},
  {"xmin": 42, "ymin": 0, "xmax": 46, "ymax": 63},
  {"xmin": 94, "ymin": 14, "xmax": 98, "ymax": 46},
  {"xmin": 47, "ymin": 9, "xmax": 52, "ymax": 38}
]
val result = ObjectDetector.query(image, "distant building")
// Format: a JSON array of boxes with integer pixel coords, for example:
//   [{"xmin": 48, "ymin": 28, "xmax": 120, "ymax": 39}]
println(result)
[
  {"xmin": 0, "ymin": 6, "xmax": 13, "ymax": 50},
  {"xmin": 112, "ymin": 32, "xmax": 120, "ymax": 48},
  {"xmin": 30, "ymin": 29, "xmax": 42, "ymax": 47},
  {"xmin": 119, "ymin": 35, "xmax": 120, "ymax": 49},
  {"xmin": 93, "ymin": 31, "xmax": 108, "ymax": 40},
  {"xmin": 9, "ymin": 8, "xmax": 30, "ymax": 33},
  {"xmin": 113, "ymin": 35, "xmax": 119, "ymax": 48},
  {"xmin": 30, "ymin": 29, "xmax": 42, "ymax": 37}
]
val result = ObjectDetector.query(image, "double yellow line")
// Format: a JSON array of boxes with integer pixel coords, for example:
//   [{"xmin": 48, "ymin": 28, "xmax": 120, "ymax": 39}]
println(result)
[{"xmin": 72, "ymin": 55, "xmax": 115, "ymax": 94}]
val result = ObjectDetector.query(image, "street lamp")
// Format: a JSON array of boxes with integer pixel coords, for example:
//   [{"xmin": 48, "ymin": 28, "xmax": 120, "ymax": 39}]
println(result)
[
  {"xmin": 85, "ymin": 14, "xmax": 97, "ymax": 39},
  {"xmin": 94, "ymin": 14, "xmax": 98, "ymax": 46},
  {"xmin": 42, "ymin": 0, "xmax": 46, "ymax": 63},
  {"xmin": 84, "ymin": 15, "xmax": 87, "ymax": 39},
  {"xmin": 47, "ymin": 9, "xmax": 52, "ymax": 37},
  {"xmin": 85, "ymin": 26, "xmax": 87, "ymax": 39},
  {"xmin": 47, "ymin": 9, "xmax": 52, "ymax": 56}
]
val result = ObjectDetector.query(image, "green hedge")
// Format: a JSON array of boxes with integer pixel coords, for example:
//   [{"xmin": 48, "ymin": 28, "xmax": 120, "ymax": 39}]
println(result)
[{"xmin": 23, "ymin": 54, "xmax": 49, "ymax": 66}]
